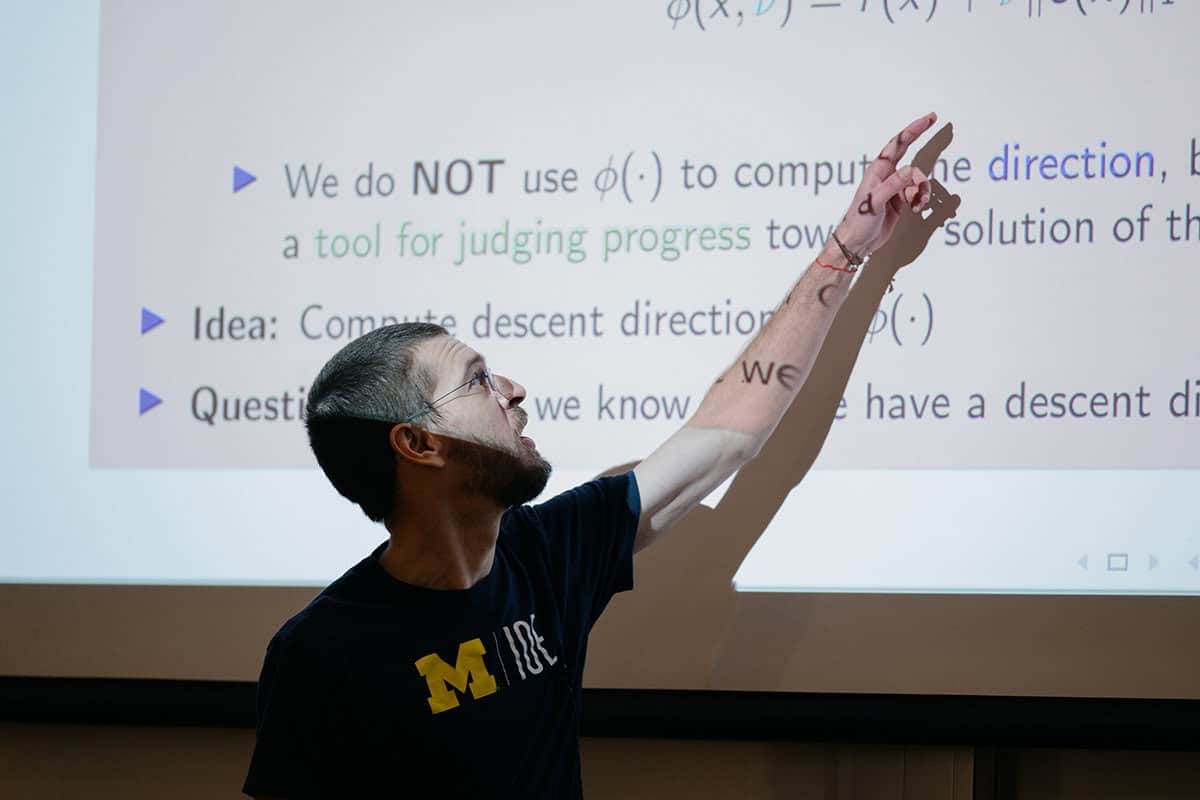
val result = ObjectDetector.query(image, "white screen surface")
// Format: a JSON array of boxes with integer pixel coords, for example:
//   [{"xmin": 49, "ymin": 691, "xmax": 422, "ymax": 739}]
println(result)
[{"xmin": 3, "ymin": 0, "xmax": 1199, "ymax": 599}]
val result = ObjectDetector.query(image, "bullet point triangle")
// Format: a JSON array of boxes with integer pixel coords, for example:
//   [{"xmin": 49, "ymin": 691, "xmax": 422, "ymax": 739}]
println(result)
[
  {"xmin": 233, "ymin": 165, "xmax": 257, "ymax": 192},
  {"xmin": 1077, "ymin": 555, "xmax": 1088, "ymax": 570},
  {"xmin": 140, "ymin": 307, "xmax": 164, "ymax": 334},
  {"xmin": 139, "ymin": 388, "xmax": 162, "ymax": 415}
]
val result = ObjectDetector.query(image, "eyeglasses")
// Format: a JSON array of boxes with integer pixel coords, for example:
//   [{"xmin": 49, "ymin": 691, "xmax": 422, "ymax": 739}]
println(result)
[{"xmin": 397, "ymin": 366, "xmax": 499, "ymax": 424}]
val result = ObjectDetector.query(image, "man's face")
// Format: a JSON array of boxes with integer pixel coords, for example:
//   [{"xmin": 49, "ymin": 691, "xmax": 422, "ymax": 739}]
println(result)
[{"xmin": 416, "ymin": 335, "xmax": 551, "ymax": 506}]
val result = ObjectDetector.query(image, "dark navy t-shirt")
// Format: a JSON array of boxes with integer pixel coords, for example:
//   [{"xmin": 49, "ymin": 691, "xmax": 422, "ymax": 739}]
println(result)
[{"xmin": 243, "ymin": 472, "xmax": 640, "ymax": 799}]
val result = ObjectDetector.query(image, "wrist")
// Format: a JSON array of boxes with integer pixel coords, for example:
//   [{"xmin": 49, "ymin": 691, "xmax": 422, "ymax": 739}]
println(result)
[
  {"xmin": 818, "ymin": 238, "xmax": 847, "ymax": 267},
  {"xmin": 814, "ymin": 253, "xmax": 856, "ymax": 276},
  {"xmin": 831, "ymin": 225, "xmax": 870, "ymax": 263},
  {"xmin": 811, "ymin": 252, "xmax": 855, "ymax": 305}
]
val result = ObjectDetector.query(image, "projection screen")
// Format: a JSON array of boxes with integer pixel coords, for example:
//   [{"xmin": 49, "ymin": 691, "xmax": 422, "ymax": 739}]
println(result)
[{"xmin": 1, "ymin": 0, "xmax": 1198, "ymax": 701}]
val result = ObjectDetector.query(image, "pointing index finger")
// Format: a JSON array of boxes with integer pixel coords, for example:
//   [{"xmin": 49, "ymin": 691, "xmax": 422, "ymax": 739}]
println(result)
[{"xmin": 870, "ymin": 112, "xmax": 938, "ymax": 178}]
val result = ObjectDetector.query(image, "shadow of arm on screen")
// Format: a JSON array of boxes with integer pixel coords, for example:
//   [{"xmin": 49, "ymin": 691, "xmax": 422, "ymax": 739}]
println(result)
[{"xmin": 586, "ymin": 124, "xmax": 962, "ymax": 688}]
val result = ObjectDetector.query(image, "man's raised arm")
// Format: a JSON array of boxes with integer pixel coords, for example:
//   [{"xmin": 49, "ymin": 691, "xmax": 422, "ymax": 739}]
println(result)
[{"xmin": 632, "ymin": 112, "xmax": 937, "ymax": 552}]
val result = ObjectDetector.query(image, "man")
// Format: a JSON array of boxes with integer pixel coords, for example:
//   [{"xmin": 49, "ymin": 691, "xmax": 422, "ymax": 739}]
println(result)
[{"xmin": 243, "ymin": 113, "xmax": 938, "ymax": 798}]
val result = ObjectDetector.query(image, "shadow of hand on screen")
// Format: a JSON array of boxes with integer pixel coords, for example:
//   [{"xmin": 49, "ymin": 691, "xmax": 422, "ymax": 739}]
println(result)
[{"xmin": 586, "ymin": 123, "xmax": 962, "ymax": 690}]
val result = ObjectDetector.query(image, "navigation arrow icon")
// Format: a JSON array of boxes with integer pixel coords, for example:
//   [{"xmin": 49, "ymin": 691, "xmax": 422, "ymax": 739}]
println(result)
[
  {"xmin": 1077, "ymin": 555, "xmax": 1088, "ymax": 570},
  {"xmin": 139, "ymin": 388, "xmax": 162, "ymax": 415},
  {"xmin": 1149, "ymin": 554, "xmax": 1158, "ymax": 570},
  {"xmin": 1190, "ymin": 555, "xmax": 1199, "ymax": 571},
  {"xmin": 233, "ymin": 165, "xmax": 257, "ymax": 192},
  {"xmin": 140, "ymin": 307, "xmax": 164, "ymax": 334}
]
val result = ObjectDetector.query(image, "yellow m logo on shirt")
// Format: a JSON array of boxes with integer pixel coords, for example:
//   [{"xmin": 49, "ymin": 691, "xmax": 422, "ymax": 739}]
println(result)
[{"xmin": 414, "ymin": 638, "xmax": 499, "ymax": 715}]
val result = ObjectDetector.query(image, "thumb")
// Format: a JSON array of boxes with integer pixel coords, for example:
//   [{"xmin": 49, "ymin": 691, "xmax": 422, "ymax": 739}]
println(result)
[{"xmin": 873, "ymin": 165, "xmax": 926, "ymax": 210}]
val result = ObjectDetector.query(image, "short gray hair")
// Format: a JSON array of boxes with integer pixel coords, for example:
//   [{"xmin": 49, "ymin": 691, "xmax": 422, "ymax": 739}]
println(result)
[{"xmin": 305, "ymin": 322, "xmax": 448, "ymax": 521}]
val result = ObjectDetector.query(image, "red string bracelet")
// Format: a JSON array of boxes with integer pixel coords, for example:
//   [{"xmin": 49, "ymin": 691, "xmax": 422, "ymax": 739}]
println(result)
[{"xmin": 816, "ymin": 258, "xmax": 857, "ymax": 274}]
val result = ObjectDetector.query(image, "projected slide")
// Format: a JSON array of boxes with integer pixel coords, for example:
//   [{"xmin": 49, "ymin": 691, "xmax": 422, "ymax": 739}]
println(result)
[{"xmin": 77, "ymin": 0, "xmax": 1200, "ymax": 592}]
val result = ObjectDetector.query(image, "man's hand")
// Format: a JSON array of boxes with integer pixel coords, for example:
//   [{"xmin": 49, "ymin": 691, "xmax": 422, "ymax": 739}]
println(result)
[{"xmin": 836, "ymin": 112, "xmax": 938, "ymax": 257}]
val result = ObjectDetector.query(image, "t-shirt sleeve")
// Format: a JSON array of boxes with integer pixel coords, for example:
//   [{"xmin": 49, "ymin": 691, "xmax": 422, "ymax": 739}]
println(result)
[
  {"xmin": 522, "ymin": 470, "xmax": 641, "ymax": 629},
  {"xmin": 242, "ymin": 629, "xmax": 331, "ymax": 799}
]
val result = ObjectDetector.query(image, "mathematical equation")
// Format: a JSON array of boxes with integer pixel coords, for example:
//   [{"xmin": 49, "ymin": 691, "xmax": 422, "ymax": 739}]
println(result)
[
  {"xmin": 666, "ymin": 0, "xmax": 1178, "ymax": 28},
  {"xmin": 594, "ymin": 151, "xmax": 664, "ymax": 204},
  {"xmin": 868, "ymin": 291, "xmax": 934, "ymax": 347}
]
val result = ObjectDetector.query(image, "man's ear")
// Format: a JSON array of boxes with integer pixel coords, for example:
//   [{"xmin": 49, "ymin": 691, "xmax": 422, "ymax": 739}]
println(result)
[{"xmin": 388, "ymin": 424, "xmax": 447, "ymax": 467}]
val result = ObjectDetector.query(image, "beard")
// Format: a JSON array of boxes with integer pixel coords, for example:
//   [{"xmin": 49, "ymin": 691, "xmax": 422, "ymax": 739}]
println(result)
[{"xmin": 441, "ymin": 431, "xmax": 552, "ymax": 509}]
